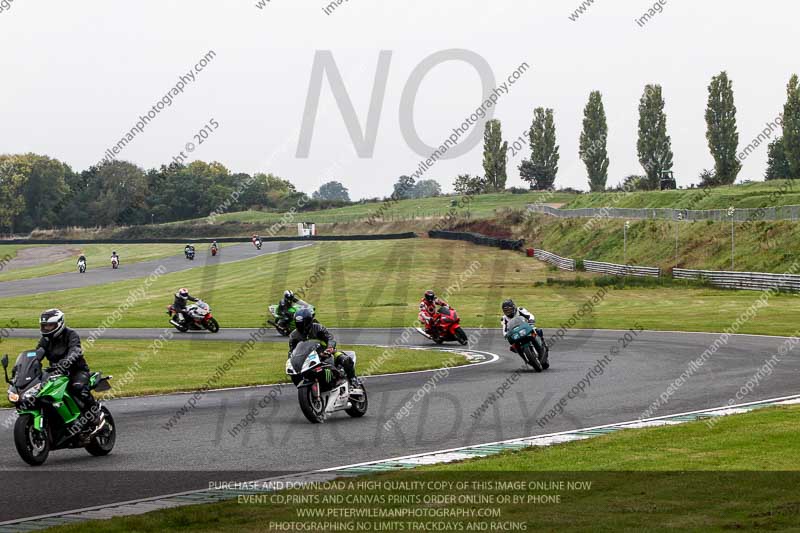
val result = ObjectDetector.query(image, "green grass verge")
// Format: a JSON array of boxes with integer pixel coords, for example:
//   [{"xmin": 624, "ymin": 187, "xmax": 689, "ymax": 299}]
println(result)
[
  {"xmin": 2, "ymin": 240, "xmax": 800, "ymax": 336},
  {"xmin": 43, "ymin": 405, "xmax": 800, "ymax": 532},
  {"xmin": 0, "ymin": 243, "xmax": 214, "ymax": 282},
  {"xmin": 0, "ymin": 338, "xmax": 464, "ymax": 408},
  {"xmin": 523, "ymin": 214, "xmax": 800, "ymax": 273},
  {"xmin": 562, "ymin": 179, "xmax": 800, "ymax": 210}
]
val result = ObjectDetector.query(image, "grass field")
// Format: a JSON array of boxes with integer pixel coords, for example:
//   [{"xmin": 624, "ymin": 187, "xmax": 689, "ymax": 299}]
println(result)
[
  {"xmin": 1, "ymin": 240, "xmax": 799, "ymax": 336},
  {"xmin": 44, "ymin": 404, "xmax": 800, "ymax": 532},
  {"xmin": 523, "ymin": 214, "xmax": 800, "ymax": 273},
  {"xmin": 563, "ymin": 179, "xmax": 800, "ymax": 210},
  {"xmin": 0, "ymin": 243, "xmax": 211, "ymax": 282},
  {"xmin": 0, "ymin": 338, "xmax": 464, "ymax": 408}
]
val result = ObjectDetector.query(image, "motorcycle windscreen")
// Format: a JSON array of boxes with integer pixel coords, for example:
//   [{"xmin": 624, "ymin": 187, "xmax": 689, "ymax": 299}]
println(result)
[
  {"xmin": 505, "ymin": 315, "xmax": 530, "ymax": 336},
  {"xmin": 290, "ymin": 341, "xmax": 322, "ymax": 373},
  {"xmin": 12, "ymin": 350, "xmax": 44, "ymax": 391}
]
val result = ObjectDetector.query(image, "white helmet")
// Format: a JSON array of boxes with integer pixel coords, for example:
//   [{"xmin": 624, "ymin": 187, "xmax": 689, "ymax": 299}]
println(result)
[{"xmin": 40, "ymin": 309, "xmax": 66, "ymax": 338}]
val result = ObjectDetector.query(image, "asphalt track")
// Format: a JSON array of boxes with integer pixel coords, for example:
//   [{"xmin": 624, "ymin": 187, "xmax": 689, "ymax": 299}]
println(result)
[
  {"xmin": 0, "ymin": 241, "xmax": 312, "ymax": 298},
  {"xmin": 2, "ymin": 326, "xmax": 799, "ymax": 522}
]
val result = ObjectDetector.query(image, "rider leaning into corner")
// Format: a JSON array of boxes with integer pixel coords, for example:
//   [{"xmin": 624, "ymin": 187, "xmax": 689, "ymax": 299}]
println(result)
[
  {"xmin": 37, "ymin": 309, "xmax": 102, "ymax": 430},
  {"xmin": 172, "ymin": 287, "xmax": 199, "ymax": 324},
  {"xmin": 289, "ymin": 308, "xmax": 361, "ymax": 389},
  {"xmin": 277, "ymin": 290, "xmax": 310, "ymax": 323},
  {"xmin": 418, "ymin": 290, "xmax": 448, "ymax": 335},
  {"xmin": 501, "ymin": 299, "xmax": 549, "ymax": 363}
]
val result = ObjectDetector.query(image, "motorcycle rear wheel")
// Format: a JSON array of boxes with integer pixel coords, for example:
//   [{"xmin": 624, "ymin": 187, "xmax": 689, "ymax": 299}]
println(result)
[
  {"xmin": 14, "ymin": 414, "xmax": 50, "ymax": 466},
  {"xmin": 298, "ymin": 386, "xmax": 326, "ymax": 424},
  {"xmin": 172, "ymin": 319, "xmax": 189, "ymax": 333}
]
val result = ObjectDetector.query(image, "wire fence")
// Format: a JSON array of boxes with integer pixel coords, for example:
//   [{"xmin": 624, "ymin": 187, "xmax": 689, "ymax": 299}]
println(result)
[{"xmin": 527, "ymin": 204, "xmax": 800, "ymax": 222}]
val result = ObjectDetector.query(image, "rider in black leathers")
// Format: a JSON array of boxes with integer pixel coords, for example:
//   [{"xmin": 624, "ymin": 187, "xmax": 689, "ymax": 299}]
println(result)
[
  {"xmin": 289, "ymin": 308, "xmax": 360, "ymax": 388},
  {"xmin": 173, "ymin": 288, "xmax": 199, "ymax": 324},
  {"xmin": 36, "ymin": 309, "xmax": 98, "ymax": 419}
]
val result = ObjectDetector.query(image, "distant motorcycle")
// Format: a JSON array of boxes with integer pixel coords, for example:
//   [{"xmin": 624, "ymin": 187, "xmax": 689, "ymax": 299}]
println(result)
[
  {"xmin": 253, "ymin": 239, "xmax": 262, "ymax": 250},
  {"xmin": 77, "ymin": 260, "xmax": 86, "ymax": 274},
  {"xmin": 168, "ymin": 300, "xmax": 220, "ymax": 333},
  {"xmin": 211, "ymin": 246, "xmax": 218, "ymax": 257},
  {"xmin": 185, "ymin": 247, "xmax": 196, "ymax": 260},
  {"xmin": 504, "ymin": 315, "xmax": 549, "ymax": 372},
  {"xmin": 285, "ymin": 341, "xmax": 367, "ymax": 424},
  {"xmin": 267, "ymin": 302, "xmax": 315, "ymax": 336},
  {"xmin": 111, "ymin": 257, "xmax": 119, "ymax": 269},
  {"xmin": 3, "ymin": 349, "xmax": 116, "ymax": 466},
  {"xmin": 415, "ymin": 306, "xmax": 469, "ymax": 346}
]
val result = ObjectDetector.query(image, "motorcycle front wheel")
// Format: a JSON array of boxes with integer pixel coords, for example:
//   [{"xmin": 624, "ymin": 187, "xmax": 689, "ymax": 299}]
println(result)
[
  {"xmin": 455, "ymin": 327, "xmax": 469, "ymax": 346},
  {"xmin": 523, "ymin": 344, "xmax": 543, "ymax": 373},
  {"xmin": 86, "ymin": 407, "xmax": 116, "ymax": 457},
  {"xmin": 346, "ymin": 383, "xmax": 368, "ymax": 418},
  {"xmin": 204, "ymin": 317, "xmax": 220, "ymax": 333},
  {"xmin": 14, "ymin": 414, "xmax": 50, "ymax": 466},
  {"xmin": 298, "ymin": 385, "xmax": 326, "ymax": 424}
]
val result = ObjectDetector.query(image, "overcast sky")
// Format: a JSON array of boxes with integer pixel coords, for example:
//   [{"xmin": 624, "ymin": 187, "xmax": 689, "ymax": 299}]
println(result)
[{"xmin": 1, "ymin": 0, "xmax": 797, "ymax": 199}]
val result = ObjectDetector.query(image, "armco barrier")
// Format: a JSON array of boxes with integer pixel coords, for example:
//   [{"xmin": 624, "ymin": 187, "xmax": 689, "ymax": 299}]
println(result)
[
  {"xmin": 428, "ymin": 231, "xmax": 525, "ymax": 251},
  {"xmin": 584, "ymin": 260, "xmax": 660, "ymax": 278},
  {"xmin": 533, "ymin": 249, "xmax": 575, "ymax": 271},
  {"xmin": 673, "ymin": 268, "xmax": 800, "ymax": 292},
  {"xmin": 0, "ymin": 233, "xmax": 418, "ymax": 245}
]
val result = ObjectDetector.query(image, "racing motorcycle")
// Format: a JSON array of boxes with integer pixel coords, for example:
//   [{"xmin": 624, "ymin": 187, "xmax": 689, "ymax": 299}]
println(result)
[
  {"xmin": 167, "ymin": 300, "xmax": 220, "ymax": 333},
  {"xmin": 211, "ymin": 246, "xmax": 218, "ymax": 257},
  {"xmin": 111, "ymin": 256, "xmax": 119, "ymax": 269},
  {"xmin": 267, "ymin": 302, "xmax": 315, "ymax": 336},
  {"xmin": 504, "ymin": 315, "xmax": 550, "ymax": 372},
  {"xmin": 285, "ymin": 341, "xmax": 367, "ymax": 424},
  {"xmin": 185, "ymin": 247, "xmax": 196, "ymax": 260},
  {"xmin": 3, "ymin": 349, "xmax": 116, "ymax": 466},
  {"xmin": 253, "ymin": 238, "xmax": 262, "ymax": 250},
  {"xmin": 415, "ymin": 306, "xmax": 469, "ymax": 346},
  {"xmin": 77, "ymin": 259, "xmax": 86, "ymax": 274}
]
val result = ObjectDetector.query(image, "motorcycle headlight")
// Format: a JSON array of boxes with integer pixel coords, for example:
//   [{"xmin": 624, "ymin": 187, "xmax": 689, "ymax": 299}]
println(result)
[
  {"xmin": 8, "ymin": 389, "xmax": 19, "ymax": 403},
  {"xmin": 22, "ymin": 383, "xmax": 41, "ymax": 399},
  {"xmin": 285, "ymin": 358, "xmax": 296, "ymax": 375}
]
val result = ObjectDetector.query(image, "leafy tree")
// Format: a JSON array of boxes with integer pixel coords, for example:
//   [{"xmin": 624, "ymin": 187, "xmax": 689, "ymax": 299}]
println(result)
[
  {"xmin": 579, "ymin": 92, "xmax": 609, "ymax": 191},
  {"xmin": 520, "ymin": 108, "xmax": 559, "ymax": 190},
  {"xmin": 482, "ymin": 119, "xmax": 508, "ymax": 191},
  {"xmin": 783, "ymin": 74, "xmax": 800, "ymax": 179},
  {"xmin": 766, "ymin": 138, "xmax": 791, "ymax": 180},
  {"xmin": 453, "ymin": 174, "xmax": 486, "ymax": 195},
  {"xmin": 410, "ymin": 179, "xmax": 442, "ymax": 199},
  {"xmin": 612, "ymin": 175, "xmax": 647, "ymax": 192},
  {"xmin": 84, "ymin": 161, "xmax": 149, "ymax": 226},
  {"xmin": 705, "ymin": 71, "xmax": 741, "ymax": 185},
  {"xmin": 313, "ymin": 181, "xmax": 351, "ymax": 202},
  {"xmin": 392, "ymin": 175, "xmax": 415, "ymax": 199},
  {"xmin": 637, "ymin": 84, "xmax": 674, "ymax": 190},
  {"xmin": 0, "ymin": 155, "xmax": 27, "ymax": 232}
]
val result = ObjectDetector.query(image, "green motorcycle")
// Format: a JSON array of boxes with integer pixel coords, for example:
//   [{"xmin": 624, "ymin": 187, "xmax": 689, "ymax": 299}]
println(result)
[
  {"xmin": 2, "ymin": 349, "xmax": 116, "ymax": 466},
  {"xmin": 267, "ymin": 301, "xmax": 315, "ymax": 336},
  {"xmin": 504, "ymin": 316, "xmax": 550, "ymax": 372}
]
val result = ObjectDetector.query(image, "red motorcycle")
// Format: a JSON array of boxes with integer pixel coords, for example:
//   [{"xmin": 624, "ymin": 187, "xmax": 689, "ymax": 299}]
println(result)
[
  {"xmin": 416, "ymin": 306, "xmax": 469, "ymax": 346},
  {"xmin": 211, "ymin": 246, "xmax": 218, "ymax": 257},
  {"xmin": 167, "ymin": 300, "xmax": 220, "ymax": 333}
]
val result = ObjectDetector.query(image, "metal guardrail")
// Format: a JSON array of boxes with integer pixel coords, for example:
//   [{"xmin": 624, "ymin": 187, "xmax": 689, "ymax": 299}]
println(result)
[
  {"xmin": 527, "ymin": 204, "xmax": 800, "ymax": 222},
  {"xmin": 533, "ymin": 249, "xmax": 575, "ymax": 271},
  {"xmin": 673, "ymin": 268, "xmax": 800, "ymax": 292},
  {"xmin": 583, "ymin": 260, "xmax": 661, "ymax": 278}
]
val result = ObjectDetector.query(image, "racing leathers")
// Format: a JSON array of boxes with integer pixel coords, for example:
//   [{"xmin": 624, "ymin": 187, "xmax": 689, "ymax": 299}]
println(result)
[
  {"xmin": 419, "ymin": 297, "xmax": 448, "ymax": 333},
  {"xmin": 501, "ymin": 307, "xmax": 548, "ymax": 360},
  {"xmin": 173, "ymin": 292, "xmax": 199, "ymax": 323},
  {"xmin": 288, "ymin": 323, "xmax": 358, "ymax": 384},
  {"xmin": 36, "ymin": 328, "xmax": 96, "ymax": 414}
]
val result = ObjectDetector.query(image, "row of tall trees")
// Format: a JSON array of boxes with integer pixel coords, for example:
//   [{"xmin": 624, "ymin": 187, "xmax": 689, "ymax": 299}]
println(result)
[
  {"xmin": 475, "ymin": 73, "xmax": 800, "ymax": 192},
  {"xmin": 0, "ymin": 156, "xmax": 315, "ymax": 233}
]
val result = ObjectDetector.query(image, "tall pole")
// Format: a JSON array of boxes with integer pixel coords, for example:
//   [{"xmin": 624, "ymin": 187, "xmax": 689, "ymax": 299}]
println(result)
[
  {"xmin": 624, "ymin": 221, "xmax": 630, "ymax": 265},
  {"xmin": 674, "ymin": 212, "xmax": 682, "ymax": 268},
  {"xmin": 728, "ymin": 207, "xmax": 735, "ymax": 270}
]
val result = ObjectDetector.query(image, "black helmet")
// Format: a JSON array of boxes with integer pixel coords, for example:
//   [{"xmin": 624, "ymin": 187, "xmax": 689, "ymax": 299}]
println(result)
[
  {"xmin": 424, "ymin": 290, "xmax": 436, "ymax": 303},
  {"xmin": 502, "ymin": 299, "xmax": 516, "ymax": 318},
  {"xmin": 294, "ymin": 307, "xmax": 314, "ymax": 335},
  {"xmin": 284, "ymin": 290, "xmax": 296, "ymax": 302},
  {"xmin": 40, "ymin": 309, "xmax": 66, "ymax": 338}
]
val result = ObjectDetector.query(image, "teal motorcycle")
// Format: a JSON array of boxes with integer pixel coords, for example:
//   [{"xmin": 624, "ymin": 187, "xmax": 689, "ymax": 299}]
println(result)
[
  {"xmin": 504, "ymin": 316, "xmax": 550, "ymax": 372},
  {"xmin": 3, "ymin": 349, "xmax": 116, "ymax": 466}
]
